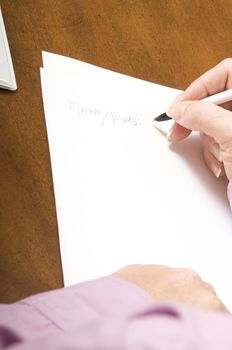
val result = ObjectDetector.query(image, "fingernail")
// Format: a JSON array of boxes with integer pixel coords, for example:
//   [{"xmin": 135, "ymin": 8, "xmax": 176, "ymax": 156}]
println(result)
[
  {"xmin": 210, "ymin": 143, "xmax": 223, "ymax": 162},
  {"xmin": 215, "ymin": 167, "xmax": 222, "ymax": 178},
  {"xmin": 212, "ymin": 163, "xmax": 222, "ymax": 178},
  {"xmin": 167, "ymin": 125, "xmax": 174, "ymax": 142}
]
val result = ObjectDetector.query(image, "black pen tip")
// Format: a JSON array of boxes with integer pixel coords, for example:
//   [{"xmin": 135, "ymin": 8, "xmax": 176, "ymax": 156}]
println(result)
[{"xmin": 154, "ymin": 113, "xmax": 172, "ymax": 122}]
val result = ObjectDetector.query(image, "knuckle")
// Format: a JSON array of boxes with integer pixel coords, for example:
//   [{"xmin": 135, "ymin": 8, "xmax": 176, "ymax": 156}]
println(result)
[
  {"xmin": 221, "ymin": 57, "xmax": 232, "ymax": 68},
  {"xmin": 183, "ymin": 100, "xmax": 213, "ymax": 131},
  {"xmin": 176, "ymin": 267, "xmax": 200, "ymax": 280},
  {"xmin": 201, "ymin": 133, "xmax": 214, "ymax": 145},
  {"xmin": 183, "ymin": 101, "xmax": 201, "ymax": 121},
  {"xmin": 221, "ymin": 139, "xmax": 232, "ymax": 153},
  {"xmin": 200, "ymin": 132, "xmax": 207, "ymax": 143},
  {"xmin": 183, "ymin": 102, "xmax": 195, "ymax": 117},
  {"xmin": 202, "ymin": 137, "xmax": 210, "ymax": 148},
  {"xmin": 203, "ymin": 281, "xmax": 216, "ymax": 294}
]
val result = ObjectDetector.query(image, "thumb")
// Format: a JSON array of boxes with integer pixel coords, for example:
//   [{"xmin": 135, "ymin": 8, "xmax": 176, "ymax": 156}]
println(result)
[{"xmin": 167, "ymin": 100, "xmax": 232, "ymax": 145}]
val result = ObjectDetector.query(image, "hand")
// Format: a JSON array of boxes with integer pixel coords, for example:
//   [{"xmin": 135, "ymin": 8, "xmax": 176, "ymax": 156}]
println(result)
[
  {"xmin": 112, "ymin": 264, "xmax": 228, "ymax": 312},
  {"xmin": 166, "ymin": 58, "xmax": 232, "ymax": 180}
]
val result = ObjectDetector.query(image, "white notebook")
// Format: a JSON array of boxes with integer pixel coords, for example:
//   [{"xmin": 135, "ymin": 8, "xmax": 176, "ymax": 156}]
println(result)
[
  {"xmin": 40, "ymin": 51, "xmax": 232, "ymax": 310},
  {"xmin": 0, "ymin": 7, "xmax": 17, "ymax": 90}
]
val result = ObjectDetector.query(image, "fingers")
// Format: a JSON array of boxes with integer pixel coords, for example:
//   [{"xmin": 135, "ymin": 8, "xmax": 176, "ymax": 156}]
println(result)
[
  {"xmin": 208, "ymin": 141, "xmax": 222, "ymax": 162},
  {"xmin": 167, "ymin": 100, "xmax": 232, "ymax": 145},
  {"xmin": 178, "ymin": 58, "xmax": 232, "ymax": 101},
  {"xmin": 167, "ymin": 122, "xmax": 192, "ymax": 142},
  {"xmin": 167, "ymin": 59, "xmax": 232, "ymax": 142},
  {"xmin": 203, "ymin": 143, "xmax": 225, "ymax": 178},
  {"xmin": 201, "ymin": 134, "xmax": 225, "ymax": 178}
]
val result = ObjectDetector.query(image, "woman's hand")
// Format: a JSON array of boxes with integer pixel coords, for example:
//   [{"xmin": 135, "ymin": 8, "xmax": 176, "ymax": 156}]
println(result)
[
  {"xmin": 113, "ymin": 264, "xmax": 228, "ymax": 312},
  {"xmin": 166, "ymin": 58, "xmax": 232, "ymax": 180}
]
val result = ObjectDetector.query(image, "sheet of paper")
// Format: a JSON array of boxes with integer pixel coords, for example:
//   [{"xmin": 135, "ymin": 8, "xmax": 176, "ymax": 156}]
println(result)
[{"xmin": 41, "ymin": 51, "xmax": 232, "ymax": 309}]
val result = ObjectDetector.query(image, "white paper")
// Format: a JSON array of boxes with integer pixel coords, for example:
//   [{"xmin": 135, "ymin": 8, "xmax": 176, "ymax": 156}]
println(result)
[{"xmin": 41, "ymin": 51, "xmax": 232, "ymax": 310}]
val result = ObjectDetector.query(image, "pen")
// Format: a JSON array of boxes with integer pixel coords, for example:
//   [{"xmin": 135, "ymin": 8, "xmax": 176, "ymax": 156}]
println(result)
[{"xmin": 154, "ymin": 88, "xmax": 232, "ymax": 121}]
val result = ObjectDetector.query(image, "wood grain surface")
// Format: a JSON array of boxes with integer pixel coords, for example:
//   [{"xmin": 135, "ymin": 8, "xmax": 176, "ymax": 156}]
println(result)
[{"xmin": 1, "ymin": 0, "xmax": 232, "ymax": 303}]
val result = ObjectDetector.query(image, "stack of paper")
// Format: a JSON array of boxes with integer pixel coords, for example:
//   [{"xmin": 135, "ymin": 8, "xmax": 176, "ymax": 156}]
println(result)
[{"xmin": 41, "ymin": 51, "xmax": 232, "ymax": 309}]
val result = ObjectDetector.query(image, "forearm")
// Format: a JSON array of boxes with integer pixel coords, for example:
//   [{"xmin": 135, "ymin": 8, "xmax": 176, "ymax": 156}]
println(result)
[
  {"xmin": 1, "ymin": 276, "xmax": 232, "ymax": 350},
  {"xmin": 6, "ymin": 306, "xmax": 232, "ymax": 350}
]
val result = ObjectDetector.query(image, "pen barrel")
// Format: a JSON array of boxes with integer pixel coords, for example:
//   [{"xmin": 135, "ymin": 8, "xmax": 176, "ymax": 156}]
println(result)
[{"xmin": 203, "ymin": 88, "xmax": 232, "ymax": 105}]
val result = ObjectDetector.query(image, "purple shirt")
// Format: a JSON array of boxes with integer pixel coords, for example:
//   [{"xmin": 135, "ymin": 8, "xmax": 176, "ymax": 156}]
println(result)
[{"xmin": 1, "ymin": 181, "xmax": 232, "ymax": 349}]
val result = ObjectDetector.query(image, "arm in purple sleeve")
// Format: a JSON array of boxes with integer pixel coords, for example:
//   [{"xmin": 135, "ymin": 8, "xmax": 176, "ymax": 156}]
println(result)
[
  {"xmin": 1, "ymin": 181, "xmax": 232, "ymax": 349},
  {"xmin": 1, "ymin": 276, "xmax": 232, "ymax": 350}
]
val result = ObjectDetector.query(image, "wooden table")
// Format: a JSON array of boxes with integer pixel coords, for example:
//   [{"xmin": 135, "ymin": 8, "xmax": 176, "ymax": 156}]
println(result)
[{"xmin": 1, "ymin": 0, "xmax": 232, "ymax": 303}]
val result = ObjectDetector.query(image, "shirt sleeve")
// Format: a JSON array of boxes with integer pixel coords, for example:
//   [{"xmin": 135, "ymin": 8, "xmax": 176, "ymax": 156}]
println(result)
[
  {"xmin": 227, "ymin": 180, "xmax": 232, "ymax": 211},
  {"xmin": 1, "ymin": 276, "xmax": 232, "ymax": 350}
]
